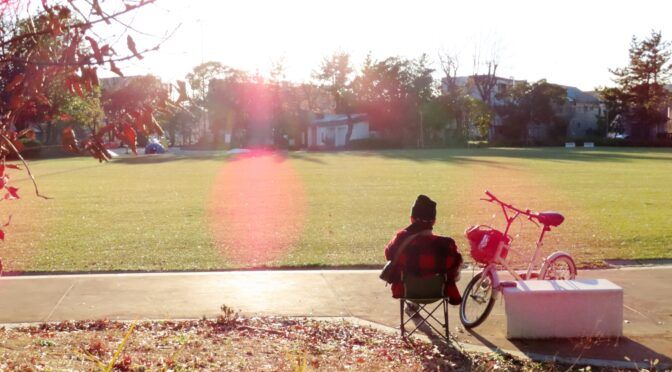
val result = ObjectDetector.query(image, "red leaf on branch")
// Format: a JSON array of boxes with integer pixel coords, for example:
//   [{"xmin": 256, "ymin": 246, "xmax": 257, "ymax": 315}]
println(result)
[
  {"xmin": 84, "ymin": 139, "xmax": 112, "ymax": 162},
  {"xmin": 127, "ymin": 35, "xmax": 143, "ymax": 60},
  {"xmin": 92, "ymin": 0, "xmax": 110, "ymax": 24},
  {"xmin": 116, "ymin": 124, "xmax": 137, "ymax": 155},
  {"xmin": 9, "ymin": 94, "xmax": 23, "ymax": 110},
  {"xmin": 100, "ymin": 45, "xmax": 114, "ymax": 56},
  {"xmin": 61, "ymin": 126, "xmax": 80, "ymax": 154},
  {"xmin": 94, "ymin": 123, "xmax": 116, "ymax": 140},
  {"xmin": 109, "ymin": 61, "xmax": 123, "ymax": 77},
  {"xmin": 5, "ymin": 187, "xmax": 19, "ymax": 200},
  {"xmin": 5, "ymin": 74, "xmax": 25, "ymax": 93},
  {"xmin": 72, "ymin": 81, "xmax": 84, "ymax": 97},
  {"xmin": 12, "ymin": 140, "xmax": 24, "ymax": 153},
  {"xmin": 86, "ymin": 37, "xmax": 104, "ymax": 64}
]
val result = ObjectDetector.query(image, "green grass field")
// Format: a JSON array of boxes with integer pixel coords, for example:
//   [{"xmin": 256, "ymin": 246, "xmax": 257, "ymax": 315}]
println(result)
[{"xmin": 2, "ymin": 147, "xmax": 671, "ymax": 272}]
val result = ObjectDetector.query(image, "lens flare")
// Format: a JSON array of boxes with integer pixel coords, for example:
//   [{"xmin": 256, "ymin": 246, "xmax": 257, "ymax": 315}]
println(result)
[{"xmin": 208, "ymin": 149, "xmax": 306, "ymax": 266}]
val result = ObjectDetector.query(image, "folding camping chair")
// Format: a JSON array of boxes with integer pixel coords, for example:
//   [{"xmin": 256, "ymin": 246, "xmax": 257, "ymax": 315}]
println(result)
[{"xmin": 399, "ymin": 273, "xmax": 450, "ymax": 341}]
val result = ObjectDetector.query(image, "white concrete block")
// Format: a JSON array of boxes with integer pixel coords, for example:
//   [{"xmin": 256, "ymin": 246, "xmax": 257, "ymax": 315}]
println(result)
[
  {"xmin": 584, "ymin": 142, "xmax": 595, "ymax": 148},
  {"xmin": 565, "ymin": 142, "xmax": 576, "ymax": 148},
  {"xmin": 503, "ymin": 279, "xmax": 623, "ymax": 339}
]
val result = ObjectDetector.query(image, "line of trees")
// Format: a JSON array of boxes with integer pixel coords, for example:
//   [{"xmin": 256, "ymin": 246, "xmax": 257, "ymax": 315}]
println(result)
[
  {"xmin": 172, "ymin": 52, "xmax": 506, "ymax": 149},
  {"xmin": 48, "ymin": 31, "xmax": 671, "ymax": 151}
]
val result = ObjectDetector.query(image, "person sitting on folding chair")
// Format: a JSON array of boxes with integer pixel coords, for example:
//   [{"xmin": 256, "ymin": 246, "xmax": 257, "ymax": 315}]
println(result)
[{"xmin": 384, "ymin": 194, "xmax": 463, "ymax": 307}]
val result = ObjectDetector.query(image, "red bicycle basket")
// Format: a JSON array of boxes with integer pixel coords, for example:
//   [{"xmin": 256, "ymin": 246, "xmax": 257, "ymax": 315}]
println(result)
[{"xmin": 465, "ymin": 225, "xmax": 510, "ymax": 264}]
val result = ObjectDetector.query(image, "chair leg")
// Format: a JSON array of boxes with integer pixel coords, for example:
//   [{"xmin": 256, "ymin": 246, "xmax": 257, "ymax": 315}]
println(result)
[
  {"xmin": 443, "ymin": 299, "xmax": 449, "ymax": 341},
  {"xmin": 400, "ymin": 299, "xmax": 405, "ymax": 338}
]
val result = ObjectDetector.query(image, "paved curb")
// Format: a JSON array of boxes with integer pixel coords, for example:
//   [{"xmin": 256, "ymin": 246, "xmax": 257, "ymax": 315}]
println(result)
[{"xmin": 2, "ymin": 263, "xmax": 671, "ymax": 279}]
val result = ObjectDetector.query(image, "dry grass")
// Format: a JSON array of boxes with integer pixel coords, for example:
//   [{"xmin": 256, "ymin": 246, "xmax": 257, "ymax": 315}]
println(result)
[{"xmin": 0, "ymin": 314, "xmax": 573, "ymax": 371}]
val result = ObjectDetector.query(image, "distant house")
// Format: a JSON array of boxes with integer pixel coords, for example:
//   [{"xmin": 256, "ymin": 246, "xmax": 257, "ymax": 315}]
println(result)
[
  {"xmin": 307, "ymin": 113, "xmax": 370, "ymax": 149},
  {"xmin": 442, "ymin": 75, "xmax": 606, "ymax": 141},
  {"xmin": 560, "ymin": 86, "xmax": 603, "ymax": 139},
  {"xmin": 442, "ymin": 75, "xmax": 527, "ymax": 139}
]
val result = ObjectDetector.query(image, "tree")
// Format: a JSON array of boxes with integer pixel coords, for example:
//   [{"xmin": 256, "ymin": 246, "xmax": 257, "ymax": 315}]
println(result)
[
  {"xmin": 409, "ymin": 54, "xmax": 435, "ymax": 147},
  {"xmin": 0, "ymin": 0, "xmax": 177, "ymax": 249},
  {"xmin": 313, "ymin": 52, "xmax": 358, "ymax": 144},
  {"xmin": 469, "ymin": 46, "xmax": 501, "ymax": 138},
  {"xmin": 437, "ymin": 51, "xmax": 472, "ymax": 143},
  {"xmin": 206, "ymin": 67, "xmax": 251, "ymax": 147},
  {"xmin": 602, "ymin": 31, "xmax": 671, "ymax": 139},
  {"xmin": 472, "ymin": 53, "xmax": 499, "ymax": 109},
  {"xmin": 496, "ymin": 80, "xmax": 567, "ymax": 143},
  {"xmin": 163, "ymin": 108, "xmax": 196, "ymax": 146},
  {"xmin": 102, "ymin": 75, "xmax": 169, "ymax": 149},
  {"xmin": 353, "ymin": 55, "xmax": 436, "ymax": 146},
  {"xmin": 44, "ymin": 81, "xmax": 104, "ymax": 144},
  {"xmin": 467, "ymin": 97, "xmax": 493, "ymax": 139},
  {"xmin": 185, "ymin": 61, "xmax": 227, "ymax": 142}
]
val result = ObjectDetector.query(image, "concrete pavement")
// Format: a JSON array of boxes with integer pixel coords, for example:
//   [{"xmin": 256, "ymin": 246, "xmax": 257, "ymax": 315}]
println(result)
[{"xmin": 0, "ymin": 267, "xmax": 670, "ymax": 367}]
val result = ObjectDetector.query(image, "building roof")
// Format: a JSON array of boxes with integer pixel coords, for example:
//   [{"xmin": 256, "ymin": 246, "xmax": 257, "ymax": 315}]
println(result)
[
  {"xmin": 562, "ymin": 85, "xmax": 601, "ymax": 104},
  {"xmin": 311, "ymin": 113, "xmax": 368, "ymax": 127}
]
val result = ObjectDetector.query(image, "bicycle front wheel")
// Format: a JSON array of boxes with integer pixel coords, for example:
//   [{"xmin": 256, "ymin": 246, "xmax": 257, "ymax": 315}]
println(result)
[{"xmin": 459, "ymin": 271, "xmax": 496, "ymax": 328}]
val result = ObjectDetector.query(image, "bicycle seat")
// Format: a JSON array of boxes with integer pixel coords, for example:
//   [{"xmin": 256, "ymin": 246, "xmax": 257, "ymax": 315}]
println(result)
[{"xmin": 537, "ymin": 212, "xmax": 564, "ymax": 227}]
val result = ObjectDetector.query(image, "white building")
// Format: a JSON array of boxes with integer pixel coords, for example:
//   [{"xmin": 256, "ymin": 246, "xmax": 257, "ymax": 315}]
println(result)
[{"xmin": 307, "ymin": 113, "xmax": 370, "ymax": 149}]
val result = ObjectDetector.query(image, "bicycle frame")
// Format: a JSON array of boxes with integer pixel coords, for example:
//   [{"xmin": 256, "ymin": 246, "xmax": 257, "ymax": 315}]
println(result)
[
  {"xmin": 461, "ymin": 191, "xmax": 575, "ymax": 329},
  {"xmin": 481, "ymin": 191, "xmax": 552, "ymax": 283}
]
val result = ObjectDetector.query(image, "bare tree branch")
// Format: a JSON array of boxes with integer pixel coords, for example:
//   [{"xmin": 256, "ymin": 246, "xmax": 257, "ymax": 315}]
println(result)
[
  {"xmin": 0, "ymin": 134, "xmax": 51, "ymax": 200},
  {"xmin": 0, "ymin": 0, "xmax": 156, "ymax": 49}
]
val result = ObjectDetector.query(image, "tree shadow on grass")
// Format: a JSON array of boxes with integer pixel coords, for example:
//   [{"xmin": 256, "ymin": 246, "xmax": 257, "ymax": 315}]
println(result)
[
  {"xmin": 286, "ymin": 151, "xmax": 326, "ymax": 164},
  {"xmin": 112, "ymin": 153, "xmax": 228, "ymax": 165},
  {"xmin": 358, "ymin": 147, "xmax": 672, "ymax": 164}
]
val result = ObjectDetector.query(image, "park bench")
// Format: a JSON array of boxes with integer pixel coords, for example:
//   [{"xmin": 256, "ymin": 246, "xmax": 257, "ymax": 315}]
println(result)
[{"xmin": 502, "ymin": 279, "xmax": 623, "ymax": 339}]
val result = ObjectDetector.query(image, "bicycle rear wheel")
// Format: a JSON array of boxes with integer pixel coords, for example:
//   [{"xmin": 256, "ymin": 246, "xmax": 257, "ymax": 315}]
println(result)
[
  {"xmin": 540, "ymin": 254, "xmax": 577, "ymax": 280},
  {"xmin": 459, "ymin": 271, "xmax": 496, "ymax": 328}
]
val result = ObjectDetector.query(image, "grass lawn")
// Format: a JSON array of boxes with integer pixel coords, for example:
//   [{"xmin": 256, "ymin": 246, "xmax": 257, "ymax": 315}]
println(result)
[{"xmin": 1, "ymin": 147, "xmax": 671, "ymax": 272}]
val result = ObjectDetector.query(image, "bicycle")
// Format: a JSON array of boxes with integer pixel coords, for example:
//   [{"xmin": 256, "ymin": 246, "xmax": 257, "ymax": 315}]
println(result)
[{"xmin": 459, "ymin": 190, "xmax": 577, "ymax": 329}]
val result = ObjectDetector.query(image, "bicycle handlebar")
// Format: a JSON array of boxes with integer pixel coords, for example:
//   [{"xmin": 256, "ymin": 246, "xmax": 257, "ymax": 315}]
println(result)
[{"xmin": 483, "ymin": 190, "xmax": 539, "ymax": 220}]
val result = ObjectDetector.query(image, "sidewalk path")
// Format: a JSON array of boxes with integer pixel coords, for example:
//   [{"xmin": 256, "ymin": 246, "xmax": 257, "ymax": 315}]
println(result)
[{"xmin": 0, "ymin": 267, "xmax": 670, "ymax": 366}]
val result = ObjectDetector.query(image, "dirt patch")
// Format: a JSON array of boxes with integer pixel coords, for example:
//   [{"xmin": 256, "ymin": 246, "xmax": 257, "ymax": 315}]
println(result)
[{"xmin": 0, "ymin": 316, "xmax": 464, "ymax": 371}]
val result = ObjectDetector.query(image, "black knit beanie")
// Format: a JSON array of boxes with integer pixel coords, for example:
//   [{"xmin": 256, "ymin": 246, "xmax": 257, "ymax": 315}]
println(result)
[{"xmin": 411, "ymin": 195, "xmax": 436, "ymax": 220}]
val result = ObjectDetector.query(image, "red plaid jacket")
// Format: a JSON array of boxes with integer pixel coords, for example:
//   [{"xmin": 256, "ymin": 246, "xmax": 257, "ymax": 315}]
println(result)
[{"xmin": 384, "ymin": 226, "xmax": 463, "ymax": 303}]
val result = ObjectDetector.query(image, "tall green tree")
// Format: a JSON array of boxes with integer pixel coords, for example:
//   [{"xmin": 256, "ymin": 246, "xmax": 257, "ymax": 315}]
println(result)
[
  {"xmin": 603, "ymin": 31, "xmax": 671, "ymax": 139},
  {"xmin": 44, "ymin": 82, "xmax": 104, "ymax": 144},
  {"xmin": 496, "ymin": 80, "xmax": 567, "ymax": 143},
  {"xmin": 352, "ymin": 55, "xmax": 435, "ymax": 146},
  {"xmin": 313, "ymin": 52, "xmax": 358, "ymax": 144}
]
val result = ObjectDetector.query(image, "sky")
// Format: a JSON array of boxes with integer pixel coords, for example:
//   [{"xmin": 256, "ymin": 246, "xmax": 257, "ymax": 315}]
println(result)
[{"xmin": 98, "ymin": 0, "xmax": 672, "ymax": 91}]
